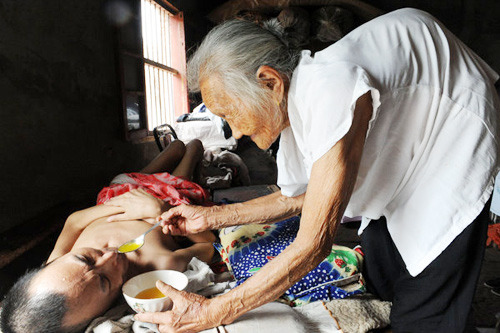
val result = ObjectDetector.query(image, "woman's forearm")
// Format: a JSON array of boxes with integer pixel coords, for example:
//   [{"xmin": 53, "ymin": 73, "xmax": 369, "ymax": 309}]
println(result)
[
  {"xmin": 211, "ymin": 93, "xmax": 373, "ymax": 323},
  {"xmin": 210, "ymin": 164, "xmax": 346, "ymax": 322},
  {"xmin": 209, "ymin": 190, "xmax": 304, "ymax": 229},
  {"xmin": 213, "ymin": 234, "xmax": 330, "ymax": 323}
]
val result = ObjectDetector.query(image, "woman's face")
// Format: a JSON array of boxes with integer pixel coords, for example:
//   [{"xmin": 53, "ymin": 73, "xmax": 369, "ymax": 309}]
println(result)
[
  {"xmin": 200, "ymin": 77, "xmax": 286, "ymax": 150},
  {"xmin": 30, "ymin": 247, "xmax": 129, "ymax": 327}
]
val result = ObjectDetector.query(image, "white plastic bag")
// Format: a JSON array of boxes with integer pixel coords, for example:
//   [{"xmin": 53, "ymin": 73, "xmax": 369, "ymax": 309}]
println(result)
[{"xmin": 174, "ymin": 103, "xmax": 237, "ymax": 150}]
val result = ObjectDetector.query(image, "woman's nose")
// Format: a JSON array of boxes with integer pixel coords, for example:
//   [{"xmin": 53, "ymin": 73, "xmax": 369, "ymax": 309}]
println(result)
[{"xmin": 231, "ymin": 127, "xmax": 243, "ymax": 139}]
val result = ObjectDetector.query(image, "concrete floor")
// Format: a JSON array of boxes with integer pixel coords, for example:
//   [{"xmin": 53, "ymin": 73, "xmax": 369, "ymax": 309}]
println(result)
[{"xmin": 335, "ymin": 222, "xmax": 500, "ymax": 330}]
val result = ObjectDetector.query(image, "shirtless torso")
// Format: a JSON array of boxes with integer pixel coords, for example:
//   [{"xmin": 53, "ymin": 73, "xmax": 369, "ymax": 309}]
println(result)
[
  {"xmin": 29, "ymin": 191, "xmax": 214, "ymax": 328},
  {"xmin": 49, "ymin": 195, "xmax": 214, "ymax": 277},
  {"xmin": 1, "ymin": 139, "xmax": 214, "ymax": 332},
  {"xmin": 74, "ymin": 218, "xmax": 182, "ymax": 274}
]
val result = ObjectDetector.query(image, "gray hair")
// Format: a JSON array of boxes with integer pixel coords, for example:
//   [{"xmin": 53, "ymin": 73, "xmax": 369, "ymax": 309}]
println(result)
[
  {"xmin": 1, "ymin": 267, "xmax": 88, "ymax": 333},
  {"xmin": 187, "ymin": 19, "xmax": 301, "ymax": 117}
]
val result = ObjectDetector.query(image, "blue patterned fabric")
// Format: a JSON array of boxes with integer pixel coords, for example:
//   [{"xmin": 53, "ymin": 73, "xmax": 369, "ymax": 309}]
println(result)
[{"xmin": 216, "ymin": 216, "xmax": 365, "ymax": 306}]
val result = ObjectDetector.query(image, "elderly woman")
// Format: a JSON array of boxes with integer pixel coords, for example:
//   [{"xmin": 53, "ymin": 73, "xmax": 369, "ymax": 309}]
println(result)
[{"xmin": 134, "ymin": 8, "xmax": 499, "ymax": 333}]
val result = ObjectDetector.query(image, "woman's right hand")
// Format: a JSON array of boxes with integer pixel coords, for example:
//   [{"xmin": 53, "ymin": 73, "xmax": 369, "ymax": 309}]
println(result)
[{"xmin": 159, "ymin": 204, "xmax": 212, "ymax": 235}]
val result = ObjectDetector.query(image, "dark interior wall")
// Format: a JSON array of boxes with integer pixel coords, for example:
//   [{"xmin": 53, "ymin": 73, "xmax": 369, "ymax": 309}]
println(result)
[
  {"xmin": 178, "ymin": 0, "xmax": 500, "ymax": 80},
  {"xmin": 169, "ymin": 0, "xmax": 226, "ymax": 52},
  {"xmin": 170, "ymin": 0, "xmax": 227, "ymax": 109},
  {"xmin": 0, "ymin": 0, "xmax": 161, "ymax": 233}
]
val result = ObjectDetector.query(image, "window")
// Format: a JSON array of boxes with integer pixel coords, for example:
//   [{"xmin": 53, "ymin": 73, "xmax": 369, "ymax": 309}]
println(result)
[{"xmin": 117, "ymin": 0, "xmax": 188, "ymax": 141}]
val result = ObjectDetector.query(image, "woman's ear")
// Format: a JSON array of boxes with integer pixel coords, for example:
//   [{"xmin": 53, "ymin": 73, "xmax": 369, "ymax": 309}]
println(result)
[{"xmin": 256, "ymin": 65, "xmax": 285, "ymax": 102}]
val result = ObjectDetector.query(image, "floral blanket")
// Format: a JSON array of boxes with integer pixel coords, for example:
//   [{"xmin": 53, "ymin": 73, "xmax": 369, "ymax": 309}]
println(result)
[{"xmin": 216, "ymin": 216, "xmax": 365, "ymax": 306}]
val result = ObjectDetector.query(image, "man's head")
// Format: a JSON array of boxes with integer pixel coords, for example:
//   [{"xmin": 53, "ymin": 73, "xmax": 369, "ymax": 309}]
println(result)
[
  {"xmin": 0, "ymin": 268, "xmax": 87, "ymax": 333},
  {"xmin": 1, "ymin": 248, "xmax": 128, "ymax": 332}
]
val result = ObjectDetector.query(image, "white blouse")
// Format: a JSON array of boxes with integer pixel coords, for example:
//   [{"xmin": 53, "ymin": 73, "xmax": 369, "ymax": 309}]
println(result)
[{"xmin": 277, "ymin": 8, "xmax": 500, "ymax": 276}]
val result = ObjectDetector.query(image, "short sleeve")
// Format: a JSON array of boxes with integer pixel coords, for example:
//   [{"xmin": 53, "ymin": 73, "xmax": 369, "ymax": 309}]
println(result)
[
  {"xmin": 294, "ymin": 62, "xmax": 380, "ymax": 163},
  {"xmin": 276, "ymin": 127, "xmax": 308, "ymax": 197}
]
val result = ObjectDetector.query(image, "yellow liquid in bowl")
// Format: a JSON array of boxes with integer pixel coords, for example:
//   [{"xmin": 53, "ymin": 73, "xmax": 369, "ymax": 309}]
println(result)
[{"xmin": 135, "ymin": 287, "xmax": 165, "ymax": 299}]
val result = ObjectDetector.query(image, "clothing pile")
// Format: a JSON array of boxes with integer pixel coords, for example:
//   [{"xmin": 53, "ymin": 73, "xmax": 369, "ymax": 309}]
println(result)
[{"xmin": 198, "ymin": 149, "xmax": 251, "ymax": 190}]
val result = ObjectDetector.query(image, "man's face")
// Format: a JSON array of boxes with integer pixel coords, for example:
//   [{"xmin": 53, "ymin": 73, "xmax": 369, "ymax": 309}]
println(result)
[{"xmin": 31, "ymin": 247, "xmax": 129, "ymax": 327}]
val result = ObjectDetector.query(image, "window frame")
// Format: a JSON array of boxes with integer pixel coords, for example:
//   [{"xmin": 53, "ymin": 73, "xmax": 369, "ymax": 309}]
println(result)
[{"xmin": 116, "ymin": 0, "xmax": 188, "ymax": 142}]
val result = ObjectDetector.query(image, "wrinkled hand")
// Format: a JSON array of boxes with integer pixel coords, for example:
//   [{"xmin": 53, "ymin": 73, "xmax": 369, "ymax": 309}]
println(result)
[
  {"xmin": 159, "ymin": 205, "xmax": 212, "ymax": 235},
  {"xmin": 134, "ymin": 281, "xmax": 226, "ymax": 333},
  {"xmin": 104, "ymin": 188, "xmax": 167, "ymax": 223}
]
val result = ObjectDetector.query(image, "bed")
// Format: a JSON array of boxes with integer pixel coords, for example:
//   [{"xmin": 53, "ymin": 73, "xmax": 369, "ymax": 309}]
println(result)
[{"xmin": 84, "ymin": 257, "xmax": 391, "ymax": 333}]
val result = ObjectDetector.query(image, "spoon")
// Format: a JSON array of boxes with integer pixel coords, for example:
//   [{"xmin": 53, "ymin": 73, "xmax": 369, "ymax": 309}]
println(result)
[{"xmin": 117, "ymin": 221, "xmax": 161, "ymax": 253}]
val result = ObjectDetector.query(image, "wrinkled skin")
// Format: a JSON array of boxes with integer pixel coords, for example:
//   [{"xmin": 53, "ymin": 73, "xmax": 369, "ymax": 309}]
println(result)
[
  {"xmin": 159, "ymin": 205, "xmax": 213, "ymax": 236},
  {"xmin": 135, "ymin": 281, "xmax": 228, "ymax": 333},
  {"xmin": 200, "ymin": 67, "xmax": 289, "ymax": 151},
  {"xmin": 139, "ymin": 62, "xmax": 373, "ymax": 331}
]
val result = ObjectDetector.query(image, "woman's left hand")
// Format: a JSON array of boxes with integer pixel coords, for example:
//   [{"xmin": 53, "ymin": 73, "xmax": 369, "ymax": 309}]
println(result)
[
  {"xmin": 134, "ymin": 281, "xmax": 227, "ymax": 333},
  {"xmin": 104, "ymin": 188, "xmax": 168, "ymax": 223}
]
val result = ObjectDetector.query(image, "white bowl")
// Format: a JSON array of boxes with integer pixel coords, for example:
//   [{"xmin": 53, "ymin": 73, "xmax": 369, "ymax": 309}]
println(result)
[{"xmin": 122, "ymin": 270, "xmax": 188, "ymax": 313}]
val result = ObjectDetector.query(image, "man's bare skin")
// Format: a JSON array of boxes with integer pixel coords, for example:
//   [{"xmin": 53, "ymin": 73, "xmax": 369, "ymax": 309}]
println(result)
[{"xmin": 28, "ymin": 140, "xmax": 215, "ymax": 328}]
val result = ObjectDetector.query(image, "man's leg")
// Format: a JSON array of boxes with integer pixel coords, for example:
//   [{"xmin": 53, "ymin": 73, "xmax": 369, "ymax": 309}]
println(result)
[
  {"xmin": 171, "ymin": 139, "xmax": 204, "ymax": 181},
  {"xmin": 140, "ymin": 140, "xmax": 186, "ymax": 174},
  {"xmin": 362, "ymin": 206, "xmax": 489, "ymax": 332}
]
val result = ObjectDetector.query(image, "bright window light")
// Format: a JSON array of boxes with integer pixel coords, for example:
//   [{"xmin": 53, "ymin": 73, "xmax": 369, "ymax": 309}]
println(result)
[{"xmin": 141, "ymin": 0, "xmax": 176, "ymax": 131}]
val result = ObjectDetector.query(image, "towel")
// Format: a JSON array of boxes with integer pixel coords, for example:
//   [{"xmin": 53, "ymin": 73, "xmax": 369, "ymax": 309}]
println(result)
[
  {"xmin": 208, "ymin": 301, "xmax": 341, "ymax": 333},
  {"xmin": 126, "ymin": 301, "xmax": 342, "ymax": 333},
  {"xmin": 325, "ymin": 294, "xmax": 391, "ymax": 333},
  {"xmin": 97, "ymin": 172, "xmax": 209, "ymax": 206}
]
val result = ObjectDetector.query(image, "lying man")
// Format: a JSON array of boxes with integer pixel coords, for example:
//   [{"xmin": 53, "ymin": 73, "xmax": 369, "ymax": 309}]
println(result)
[{"xmin": 0, "ymin": 139, "xmax": 216, "ymax": 333}]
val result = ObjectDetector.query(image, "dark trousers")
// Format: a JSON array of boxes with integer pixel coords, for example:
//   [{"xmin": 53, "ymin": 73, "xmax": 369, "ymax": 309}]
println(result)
[{"xmin": 361, "ymin": 205, "xmax": 489, "ymax": 333}]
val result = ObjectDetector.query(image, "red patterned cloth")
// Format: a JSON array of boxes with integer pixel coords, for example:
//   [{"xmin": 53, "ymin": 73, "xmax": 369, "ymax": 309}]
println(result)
[
  {"xmin": 486, "ymin": 223, "xmax": 500, "ymax": 248},
  {"xmin": 96, "ymin": 172, "xmax": 209, "ymax": 206}
]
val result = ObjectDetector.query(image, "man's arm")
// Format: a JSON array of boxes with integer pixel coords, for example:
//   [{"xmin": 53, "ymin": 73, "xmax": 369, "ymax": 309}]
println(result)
[{"xmin": 47, "ymin": 204, "xmax": 124, "ymax": 262}]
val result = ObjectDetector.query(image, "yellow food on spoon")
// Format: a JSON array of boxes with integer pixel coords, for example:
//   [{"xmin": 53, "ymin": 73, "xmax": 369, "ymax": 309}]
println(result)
[
  {"xmin": 135, "ymin": 287, "xmax": 165, "ymax": 299},
  {"xmin": 118, "ymin": 242, "xmax": 141, "ymax": 253}
]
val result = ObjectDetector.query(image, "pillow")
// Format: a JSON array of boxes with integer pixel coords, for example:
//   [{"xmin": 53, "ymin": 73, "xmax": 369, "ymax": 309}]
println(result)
[{"xmin": 215, "ymin": 216, "xmax": 365, "ymax": 306}]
